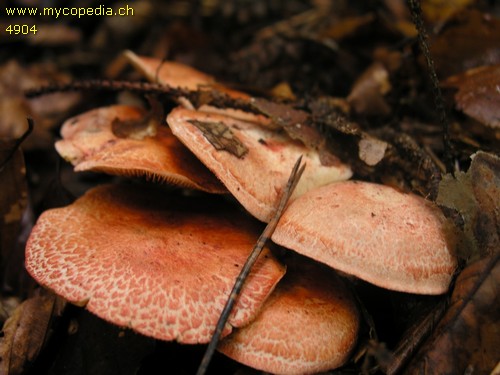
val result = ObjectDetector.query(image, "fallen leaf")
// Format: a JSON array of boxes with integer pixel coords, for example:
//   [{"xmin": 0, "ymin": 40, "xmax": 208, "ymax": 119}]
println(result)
[
  {"xmin": 422, "ymin": 0, "xmax": 475, "ymax": 23},
  {"xmin": 347, "ymin": 62, "xmax": 392, "ymax": 117},
  {"xmin": 0, "ymin": 290, "xmax": 65, "ymax": 375},
  {"xmin": 358, "ymin": 135, "xmax": 388, "ymax": 166},
  {"xmin": 0, "ymin": 297, "xmax": 20, "ymax": 325},
  {"xmin": 443, "ymin": 64, "xmax": 500, "ymax": 129},
  {"xmin": 250, "ymin": 97, "xmax": 326, "ymax": 150},
  {"xmin": 404, "ymin": 253, "xmax": 500, "ymax": 374},
  {"xmin": 308, "ymin": 98, "xmax": 390, "ymax": 170},
  {"xmin": 0, "ymin": 60, "xmax": 80, "ymax": 150},
  {"xmin": 320, "ymin": 13, "xmax": 375, "ymax": 41},
  {"xmin": 188, "ymin": 120, "xmax": 249, "ymax": 158},
  {"xmin": 269, "ymin": 82, "xmax": 296, "ymax": 101},
  {"xmin": 437, "ymin": 151, "xmax": 500, "ymax": 261},
  {"xmin": 469, "ymin": 152, "xmax": 500, "ymax": 255},
  {"xmin": 430, "ymin": 10, "xmax": 500, "ymax": 78}
]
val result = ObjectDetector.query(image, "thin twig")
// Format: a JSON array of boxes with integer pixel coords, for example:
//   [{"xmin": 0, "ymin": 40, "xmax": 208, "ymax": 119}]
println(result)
[
  {"xmin": 24, "ymin": 79, "xmax": 258, "ymax": 114},
  {"xmin": 0, "ymin": 117, "xmax": 34, "ymax": 172},
  {"xmin": 407, "ymin": 0, "xmax": 454, "ymax": 173},
  {"xmin": 196, "ymin": 155, "xmax": 306, "ymax": 375}
]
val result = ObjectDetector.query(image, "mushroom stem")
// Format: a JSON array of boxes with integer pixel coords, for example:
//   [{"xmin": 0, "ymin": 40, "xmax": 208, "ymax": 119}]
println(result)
[{"xmin": 196, "ymin": 156, "xmax": 306, "ymax": 375}]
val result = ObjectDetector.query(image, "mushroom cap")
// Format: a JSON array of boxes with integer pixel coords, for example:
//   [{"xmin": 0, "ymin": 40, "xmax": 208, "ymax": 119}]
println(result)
[
  {"xmin": 26, "ymin": 184, "xmax": 286, "ymax": 343},
  {"xmin": 124, "ymin": 50, "xmax": 249, "ymax": 100},
  {"xmin": 218, "ymin": 259, "xmax": 360, "ymax": 374},
  {"xmin": 125, "ymin": 51, "xmax": 217, "ymax": 91},
  {"xmin": 167, "ymin": 107, "xmax": 352, "ymax": 222},
  {"xmin": 55, "ymin": 105, "xmax": 226, "ymax": 193},
  {"xmin": 271, "ymin": 181, "xmax": 458, "ymax": 294}
]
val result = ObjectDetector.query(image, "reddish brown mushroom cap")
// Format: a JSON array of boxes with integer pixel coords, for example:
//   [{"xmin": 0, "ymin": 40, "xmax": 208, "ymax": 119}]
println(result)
[
  {"xmin": 124, "ymin": 50, "xmax": 249, "ymax": 100},
  {"xmin": 55, "ymin": 105, "xmax": 226, "ymax": 193},
  {"xmin": 272, "ymin": 181, "xmax": 458, "ymax": 294},
  {"xmin": 167, "ymin": 107, "xmax": 352, "ymax": 222},
  {"xmin": 218, "ymin": 260, "xmax": 360, "ymax": 374},
  {"xmin": 125, "ymin": 50, "xmax": 216, "ymax": 91},
  {"xmin": 26, "ymin": 184, "xmax": 285, "ymax": 343}
]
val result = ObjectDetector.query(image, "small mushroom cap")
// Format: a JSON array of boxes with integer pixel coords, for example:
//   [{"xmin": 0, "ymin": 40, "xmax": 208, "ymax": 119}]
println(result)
[
  {"xmin": 124, "ymin": 50, "xmax": 248, "ymax": 100},
  {"xmin": 218, "ymin": 259, "xmax": 360, "ymax": 374},
  {"xmin": 272, "ymin": 181, "xmax": 458, "ymax": 294},
  {"xmin": 55, "ymin": 105, "xmax": 225, "ymax": 193},
  {"xmin": 125, "ymin": 50, "xmax": 217, "ymax": 91},
  {"xmin": 26, "ymin": 184, "xmax": 285, "ymax": 343},
  {"xmin": 167, "ymin": 107, "xmax": 352, "ymax": 222}
]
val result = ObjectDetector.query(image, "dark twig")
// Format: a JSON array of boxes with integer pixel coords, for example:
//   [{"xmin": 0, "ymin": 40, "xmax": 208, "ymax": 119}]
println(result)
[
  {"xmin": 24, "ymin": 80, "xmax": 258, "ymax": 114},
  {"xmin": 0, "ymin": 117, "xmax": 34, "ymax": 172},
  {"xmin": 25, "ymin": 79, "xmax": 176, "ymax": 97},
  {"xmin": 196, "ymin": 156, "xmax": 306, "ymax": 375},
  {"xmin": 407, "ymin": 0, "xmax": 454, "ymax": 173}
]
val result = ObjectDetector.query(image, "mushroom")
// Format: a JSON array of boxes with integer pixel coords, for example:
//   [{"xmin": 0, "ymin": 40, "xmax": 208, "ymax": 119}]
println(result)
[
  {"xmin": 55, "ymin": 105, "xmax": 226, "ymax": 193},
  {"xmin": 218, "ymin": 258, "xmax": 360, "ymax": 374},
  {"xmin": 25, "ymin": 183, "xmax": 285, "ymax": 343},
  {"xmin": 167, "ymin": 107, "xmax": 353, "ymax": 222},
  {"xmin": 271, "ymin": 180, "xmax": 458, "ymax": 294}
]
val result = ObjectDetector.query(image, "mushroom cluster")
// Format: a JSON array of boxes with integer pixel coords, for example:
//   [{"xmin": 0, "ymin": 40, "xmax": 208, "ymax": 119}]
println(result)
[{"xmin": 25, "ymin": 53, "xmax": 458, "ymax": 374}]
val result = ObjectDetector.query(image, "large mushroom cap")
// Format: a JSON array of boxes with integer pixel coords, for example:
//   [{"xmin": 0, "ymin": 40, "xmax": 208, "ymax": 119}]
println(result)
[
  {"xmin": 272, "ymin": 181, "xmax": 458, "ymax": 294},
  {"xmin": 55, "ymin": 105, "xmax": 226, "ymax": 193},
  {"xmin": 167, "ymin": 107, "xmax": 352, "ymax": 222},
  {"xmin": 218, "ymin": 259, "xmax": 360, "ymax": 374},
  {"xmin": 26, "ymin": 184, "xmax": 285, "ymax": 343}
]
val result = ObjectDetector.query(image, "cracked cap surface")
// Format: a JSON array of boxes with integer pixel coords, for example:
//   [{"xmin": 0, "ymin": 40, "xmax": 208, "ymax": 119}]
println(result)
[{"xmin": 26, "ymin": 184, "xmax": 286, "ymax": 343}]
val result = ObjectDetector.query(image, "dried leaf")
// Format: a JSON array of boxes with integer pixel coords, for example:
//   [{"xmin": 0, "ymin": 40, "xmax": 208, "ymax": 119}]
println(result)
[
  {"xmin": 443, "ymin": 64, "xmax": 500, "ymax": 129},
  {"xmin": 347, "ymin": 62, "xmax": 392, "ymax": 117},
  {"xmin": 308, "ymin": 98, "xmax": 390, "ymax": 169},
  {"xmin": 430, "ymin": 10, "xmax": 500, "ymax": 77},
  {"xmin": 269, "ymin": 82, "xmax": 296, "ymax": 101},
  {"xmin": 405, "ymin": 254, "xmax": 500, "ymax": 374},
  {"xmin": 358, "ymin": 136, "xmax": 388, "ymax": 166},
  {"xmin": 0, "ymin": 60, "xmax": 79, "ymax": 150},
  {"xmin": 250, "ymin": 98, "xmax": 326, "ymax": 150},
  {"xmin": 0, "ymin": 291, "xmax": 65, "ymax": 375},
  {"xmin": 422, "ymin": 0, "xmax": 475, "ymax": 23},
  {"xmin": 437, "ymin": 151, "xmax": 500, "ymax": 260},
  {"xmin": 0, "ymin": 297, "xmax": 20, "ymax": 325},
  {"xmin": 469, "ymin": 152, "xmax": 500, "ymax": 255},
  {"xmin": 320, "ymin": 13, "xmax": 375, "ymax": 41},
  {"xmin": 188, "ymin": 120, "xmax": 249, "ymax": 158}
]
